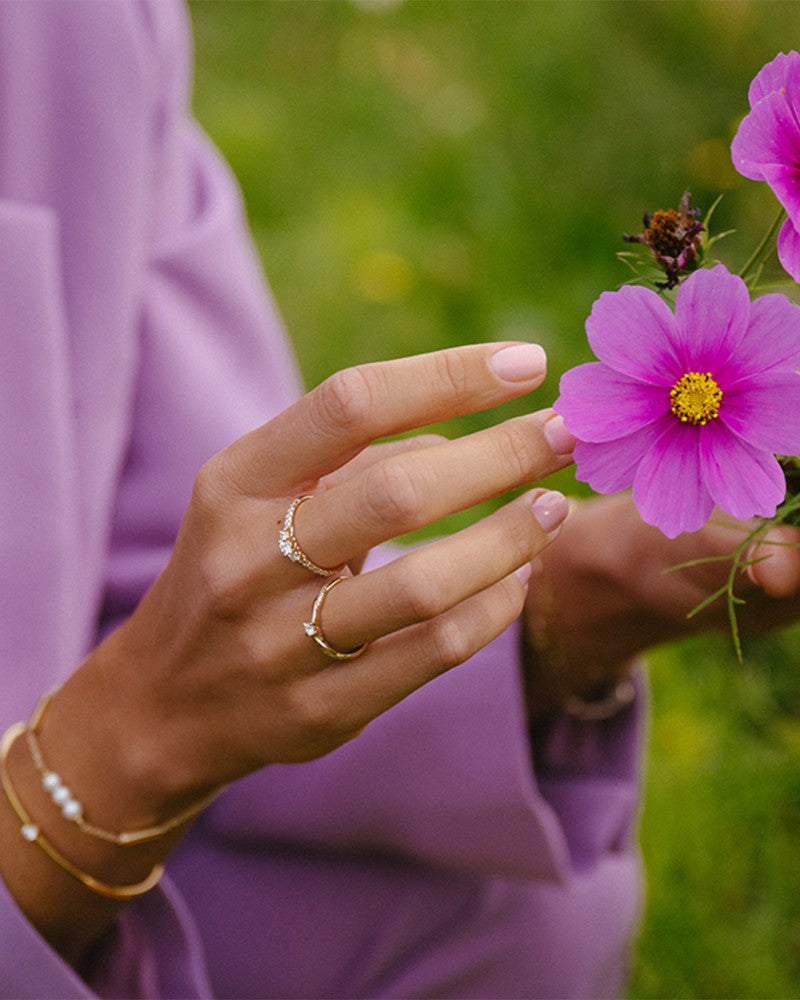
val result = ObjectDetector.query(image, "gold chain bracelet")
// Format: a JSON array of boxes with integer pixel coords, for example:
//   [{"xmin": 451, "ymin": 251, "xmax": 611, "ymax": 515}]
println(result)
[
  {"xmin": 1, "ymin": 723, "xmax": 163, "ymax": 900},
  {"xmin": 25, "ymin": 689, "xmax": 218, "ymax": 846}
]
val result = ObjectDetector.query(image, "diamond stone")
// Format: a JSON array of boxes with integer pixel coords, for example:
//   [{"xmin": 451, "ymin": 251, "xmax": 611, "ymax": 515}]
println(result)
[
  {"xmin": 21, "ymin": 824, "xmax": 39, "ymax": 842},
  {"xmin": 303, "ymin": 621, "xmax": 317, "ymax": 637}
]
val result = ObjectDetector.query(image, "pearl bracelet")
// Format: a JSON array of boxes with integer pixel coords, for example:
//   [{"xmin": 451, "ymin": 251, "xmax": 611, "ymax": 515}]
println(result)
[
  {"xmin": 25, "ymin": 689, "xmax": 218, "ymax": 846},
  {"xmin": 1, "ymin": 723, "xmax": 163, "ymax": 900}
]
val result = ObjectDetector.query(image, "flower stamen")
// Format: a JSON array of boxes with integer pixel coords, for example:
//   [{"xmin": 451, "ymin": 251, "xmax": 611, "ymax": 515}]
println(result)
[{"xmin": 670, "ymin": 371, "xmax": 723, "ymax": 426}]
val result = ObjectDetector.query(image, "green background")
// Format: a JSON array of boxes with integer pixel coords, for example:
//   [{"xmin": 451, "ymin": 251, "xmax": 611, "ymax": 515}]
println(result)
[{"xmin": 188, "ymin": 2, "xmax": 800, "ymax": 996}]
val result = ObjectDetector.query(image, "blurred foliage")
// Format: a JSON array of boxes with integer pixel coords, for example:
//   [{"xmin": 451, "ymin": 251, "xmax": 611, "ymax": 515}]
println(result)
[{"xmin": 189, "ymin": 2, "xmax": 800, "ymax": 996}]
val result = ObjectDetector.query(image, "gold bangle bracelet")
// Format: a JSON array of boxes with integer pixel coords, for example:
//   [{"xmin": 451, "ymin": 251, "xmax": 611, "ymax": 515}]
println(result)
[
  {"xmin": 0, "ymin": 723, "xmax": 164, "ymax": 900},
  {"xmin": 25, "ymin": 689, "xmax": 218, "ymax": 846}
]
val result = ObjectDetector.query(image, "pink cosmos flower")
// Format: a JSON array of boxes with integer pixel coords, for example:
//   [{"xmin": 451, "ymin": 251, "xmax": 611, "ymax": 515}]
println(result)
[
  {"xmin": 554, "ymin": 265, "xmax": 800, "ymax": 537},
  {"xmin": 731, "ymin": 51, "xmax": 800, "ymax": 281}
]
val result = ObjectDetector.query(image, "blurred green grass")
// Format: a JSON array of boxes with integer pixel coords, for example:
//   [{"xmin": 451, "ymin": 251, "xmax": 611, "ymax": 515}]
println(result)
[{"xmin": 189, "ymin": 2, "xmax": 800, "ymax": 996}]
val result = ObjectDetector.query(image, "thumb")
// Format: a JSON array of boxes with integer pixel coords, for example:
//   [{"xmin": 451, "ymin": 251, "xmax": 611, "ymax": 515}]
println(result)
[{"xmin": 746, "ymin": 525, "xmax": 800, "ymax": 598}]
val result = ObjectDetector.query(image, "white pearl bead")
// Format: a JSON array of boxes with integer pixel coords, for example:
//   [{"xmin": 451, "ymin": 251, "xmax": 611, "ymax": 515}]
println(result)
[
  {"xmin": 52, "ymin": 785, "xmax": 71, "ymax": 805},
  {"xmin": 62, "ymin": 798, "xmax": 82, "ymax": 821},
  {"xmin": 42, "ymin": 771, "xmax": 61, "ymax": 792}
]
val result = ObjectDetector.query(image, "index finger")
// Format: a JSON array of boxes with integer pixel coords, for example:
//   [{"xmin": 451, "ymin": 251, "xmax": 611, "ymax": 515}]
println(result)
[{"xmin": 223, "ymin": 342, "xmax": 547, "ymax": 496}]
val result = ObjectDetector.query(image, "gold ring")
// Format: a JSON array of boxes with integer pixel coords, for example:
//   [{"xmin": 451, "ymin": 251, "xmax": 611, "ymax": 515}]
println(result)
[
  {"xmin": 303, "ymin": 576, "xmax": 369, "ymax": 661},
  {"xmin": 279, "ymin": 495, "xmax": 345, "ymax": 577}
]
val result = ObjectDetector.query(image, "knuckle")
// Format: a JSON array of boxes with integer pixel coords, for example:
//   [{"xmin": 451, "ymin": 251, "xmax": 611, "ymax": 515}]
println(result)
[
  {"xmin": 433, "ymin": 349, "xmax": 471, "ymax": 399},
  {"xmin": 500, "ymin": 574, "xmax": 528, "ymax": 620},
  {"xmin": 363, "ymin": 460, "xmax": 426, "ymax": 533},
  {"xmin": 505, "ymin": 506, "xmax": 537, "ymax": 563},
  {"xmin": 289, "ymin": 680, "xmax": 342, "ymax": 740},
  {"xmin": 188, "ymin": 462, "xmax": 256, "ymax": 619},
  {"xmin": 194, "ymin": 546, "xmax": 250, "ymax": 620},
  {"xmin": 191, "ymin": 454, "xmax": 230, "ymax": 515},
  {"xmin": 394, "ymin": 557, "xmax": 449, "ymax": 622},
  {"xmin": 314, "ymin": 366, "xmax": 374, "ymax": 436},
  {"xmin": 496, "ymin": 423, "xmax": 538, "ymax": 481},
  {"xmin": 427, "ymin": 614, "xmax": 474, "ymax": 671}
]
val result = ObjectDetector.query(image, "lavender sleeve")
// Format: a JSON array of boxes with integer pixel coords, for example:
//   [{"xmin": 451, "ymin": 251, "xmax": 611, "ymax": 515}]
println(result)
[
  {"xmin": 0, "ymin": 3, "xmax": 295, "ymax": 996},
  {"xmin": 0, "ymin": 3, "xmax": 644, "ymax": 996}
]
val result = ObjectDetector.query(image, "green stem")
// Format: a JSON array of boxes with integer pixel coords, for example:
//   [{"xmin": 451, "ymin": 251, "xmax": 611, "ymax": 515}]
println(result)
[
  {"xmin": 682, "ymin": 491, "xmax": 800, "ymax": 661},
  {"xmin": 739, "ymin": 204, "xmax": 787, "ymax": 284}
]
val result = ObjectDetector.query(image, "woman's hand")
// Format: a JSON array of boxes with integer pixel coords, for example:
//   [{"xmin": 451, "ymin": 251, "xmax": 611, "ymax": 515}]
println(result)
[
  {"xmin": 523, "ymin": 492, "xmax": 800, "ymax": 720},
  {"xmin": 46, "ymin": 343, "xmax": 574, "ymax": 829},
  {"xmin": 0, "ymin": 341, "xmax": 578, "ymax": 964}
]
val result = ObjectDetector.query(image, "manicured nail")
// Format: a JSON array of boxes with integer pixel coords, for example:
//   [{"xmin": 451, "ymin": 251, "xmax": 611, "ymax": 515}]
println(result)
[
  {"xmin": 489, "ymin": 343, "xmax": 547, "ymax": 383},
  {"xmin": 515, "ymin": 562, "xmax": 533, "ymax": 587},
  {"xmin": 544, "ymin": 414, "xmax": 577, "ymax": 456},
  {"xmin": 532, "ymin": 490, "xmax": 569, "ymax": 534}
]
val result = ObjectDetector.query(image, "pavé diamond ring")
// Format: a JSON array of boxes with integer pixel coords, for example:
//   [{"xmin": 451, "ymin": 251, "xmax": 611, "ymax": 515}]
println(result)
[{"xmin": 279, "ymin": 495, "xmax": 345, "ymax": 577}]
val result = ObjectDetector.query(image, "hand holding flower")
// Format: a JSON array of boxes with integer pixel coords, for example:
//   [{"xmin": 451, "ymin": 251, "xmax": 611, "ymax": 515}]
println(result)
[
  {"xmin": 550, "ymin": 53, "xmax": 800, "ymax": 651},
  {"xmin": 523, "ymin": 494, "xmax": 800, "ymax": 720}
]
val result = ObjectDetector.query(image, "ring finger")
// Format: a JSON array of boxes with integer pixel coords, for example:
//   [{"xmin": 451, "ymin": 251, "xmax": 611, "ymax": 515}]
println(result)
[
  {"xmin": 312, "ymin": 488, "xmax": 568, "ymax": 652},
  {"xmin": 311, "ymin": 569, "xmax": 533, "ymax": 730}
]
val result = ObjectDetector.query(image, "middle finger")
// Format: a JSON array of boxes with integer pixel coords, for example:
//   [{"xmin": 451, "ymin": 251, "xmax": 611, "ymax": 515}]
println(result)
[{"xmin": 295, "ymin": 409, "xmax": 574, "ymax": 568}]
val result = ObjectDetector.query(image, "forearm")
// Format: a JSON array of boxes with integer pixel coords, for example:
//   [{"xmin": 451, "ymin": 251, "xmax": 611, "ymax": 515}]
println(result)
[{"xmin": 0, "ymin": 638, "xmax": 195, "ymax": 968}]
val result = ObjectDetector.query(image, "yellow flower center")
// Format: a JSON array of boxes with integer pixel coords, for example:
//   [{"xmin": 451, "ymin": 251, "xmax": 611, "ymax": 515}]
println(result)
[{"xmin": 669, "ymin": 371, "xmax": 723, "ymax": 426}]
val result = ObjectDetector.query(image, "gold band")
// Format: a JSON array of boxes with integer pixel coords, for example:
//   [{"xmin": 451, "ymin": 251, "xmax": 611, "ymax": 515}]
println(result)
[
  {"xmin": 279, "ymin": 495, "xmax": 346, "ymax": 577},
  {"xmin": 1, "ymin": 723, "xmax": 164, "ymax": 900},
  {"xmin": 303, "ymin": 576, "xmax": 369, "ymax": 660},
  {"xmin": 25, "ymin": 690, "xmax": 217, "ymax": 846}
]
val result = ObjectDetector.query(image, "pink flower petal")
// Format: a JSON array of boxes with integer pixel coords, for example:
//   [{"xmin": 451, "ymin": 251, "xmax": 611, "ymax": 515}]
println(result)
[
  {"xmin": 720, "ymin": 290, "xmax": 800, "ymax": 382},
  {"xmin": 721, "ymin": 371, "xmax": 800, "ymax": 454},
  {"xmin": 699, "ymin": 421, "xmax": 787, "ymax": 521},
  {"xmin": 673, "ymin": 267, "xmax": 750, "ymax": 372},
  {"xmin": 572, "ymin": 417, "xmax": 671, "ymax": 494},
  {"xmin": 777, "ymin": 217, "xmax": 800, "ymax": 282},
  {"xmin": 555, "ymin": 363, "xmax": 668, "ymax": 443},
  {"xmin": 632, "ymin": 422, "xmax": 714, "ymax": 538},
  {"xmin": 585, "ymin": 285, "xmax": 682, "ymax": 384},
  {"xmin": 748, "ymin": 51, "xmax": 800, "ymax": 107},
  {"xmin": 731, "ymin": 91, "xmax": 800, "ymax": 187},
  {"xmin": 761, "ymin": 161, "xmax": 800, "ymax": 223},
  {"xmin": 781, "ymin": 54, "xmax": 800, "ymax": 131}
]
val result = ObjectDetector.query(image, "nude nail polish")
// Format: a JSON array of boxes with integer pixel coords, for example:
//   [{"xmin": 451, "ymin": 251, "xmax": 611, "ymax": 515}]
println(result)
[
  {"xmin": 532, "ymin": 490, "xmax": 569, "ymax": 533},
  {"xmin": 515, "ymin": 562, "xmax": 533, "ymax": 586},
  {"xmin": 489, "ymin": 343, "xmax": 547, "ymax": 382},
  {"xmin": 544, "ymin": 414, "xmax": 577, "ymax": 457}
]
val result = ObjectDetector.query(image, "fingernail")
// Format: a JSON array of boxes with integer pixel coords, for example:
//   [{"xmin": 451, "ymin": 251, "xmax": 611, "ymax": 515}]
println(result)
[
  {"xmin": 515, "ymin": 562, "xmax": 533, "ymax": 587},
  {"xmin": 532, "ymin": 490, "xmax": 569, "ymax": 534},
  {"xmin": 544, "ymin": 414, "xmax": 577, "ymax": 456},
  {"xmin": 489, "ymin": 343, "xmax": 547, "ymax": 383}
]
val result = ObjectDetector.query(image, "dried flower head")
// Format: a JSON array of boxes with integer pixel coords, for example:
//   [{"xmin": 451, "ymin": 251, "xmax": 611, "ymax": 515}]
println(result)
[{"xmin": 623, "ymin": 191, "xmax": 705, "ymax": 289}]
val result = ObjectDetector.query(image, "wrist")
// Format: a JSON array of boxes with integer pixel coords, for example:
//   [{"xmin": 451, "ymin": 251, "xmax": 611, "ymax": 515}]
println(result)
[
  {"xmin": 42, "ymin": 631, "xmax": 218, "ymax": 839},
  {"xmin": 522, "ymin": 494, "xmax": 655, "ymax": 721}
]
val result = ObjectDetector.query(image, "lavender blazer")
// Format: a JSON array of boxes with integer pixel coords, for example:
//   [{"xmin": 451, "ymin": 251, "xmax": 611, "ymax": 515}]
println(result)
[{"xmin": 0, "ymin": 3, "xmax": 644, "ymax": 997}]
